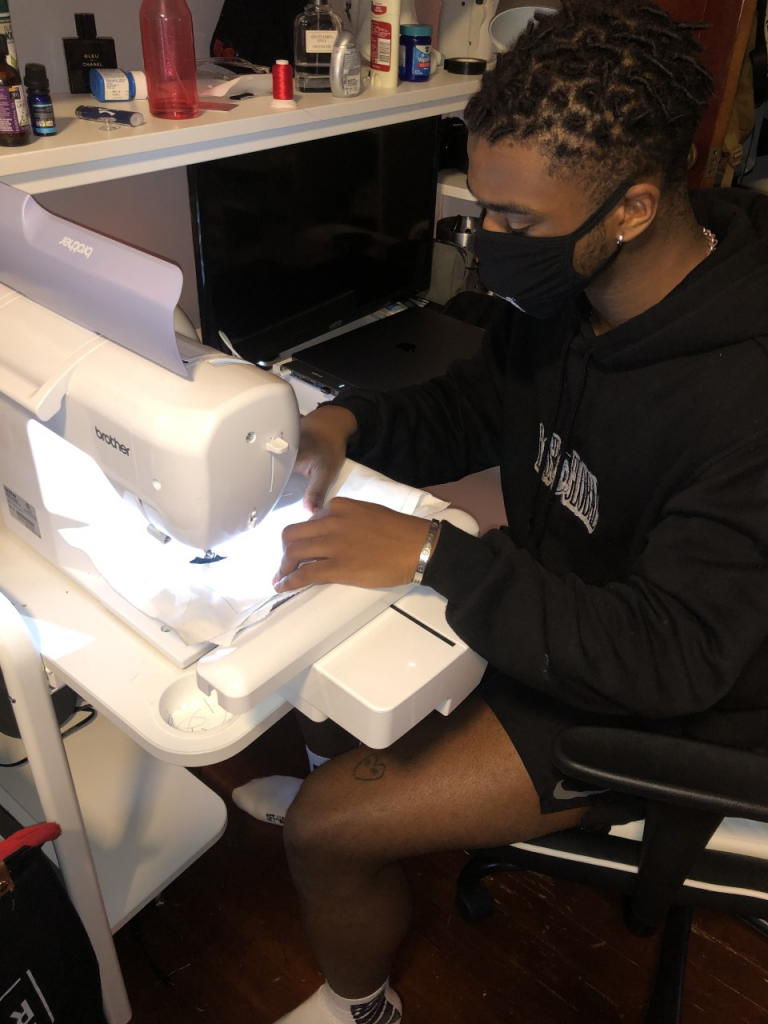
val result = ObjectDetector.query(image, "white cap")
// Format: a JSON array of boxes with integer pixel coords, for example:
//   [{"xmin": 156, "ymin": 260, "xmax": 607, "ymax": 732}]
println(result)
[{"xmin": 129, "ymin": 70, "xmax": 148, "ymax": 100}]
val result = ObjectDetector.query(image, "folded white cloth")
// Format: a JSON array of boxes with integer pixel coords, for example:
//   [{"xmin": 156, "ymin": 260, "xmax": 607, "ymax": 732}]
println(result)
[{"xmin": 61, "ymin": 460, "xmax": 447, "ymax": 646}]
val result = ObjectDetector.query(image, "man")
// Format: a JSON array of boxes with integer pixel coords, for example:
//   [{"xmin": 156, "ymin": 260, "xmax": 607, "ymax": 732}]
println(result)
[{"xmin": 269, "ymin": 3, "xmax": 768, "ymax": 1021}]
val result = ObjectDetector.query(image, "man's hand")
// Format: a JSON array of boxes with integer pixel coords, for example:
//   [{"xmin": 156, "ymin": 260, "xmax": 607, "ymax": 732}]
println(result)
[
  {"xmin": 293, "ymin": 405, "xmax": 359, "ymax": 514},
  {"xmin": 273, "ymin": 498, "xmax": 437, "ymax": 592}
]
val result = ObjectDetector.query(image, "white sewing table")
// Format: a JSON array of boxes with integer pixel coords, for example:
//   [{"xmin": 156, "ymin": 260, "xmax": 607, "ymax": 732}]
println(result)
[
  {"xmin": 0, "ymin": 484, "xmax": 489, "ymax": 1024},
  {"xmin": 0, "ymin": 522, "xmax": 241, "ymax": 1022}
]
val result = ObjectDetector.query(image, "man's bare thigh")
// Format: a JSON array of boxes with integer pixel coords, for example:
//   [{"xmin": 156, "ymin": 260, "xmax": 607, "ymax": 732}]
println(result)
[{"xmin": 288, "ymin": 695, "xmax": 586, "ymax": 860}]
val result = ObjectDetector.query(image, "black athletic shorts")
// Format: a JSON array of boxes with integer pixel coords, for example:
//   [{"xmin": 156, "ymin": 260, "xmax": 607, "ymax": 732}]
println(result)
[{"xmin": 477, "ymin": 668, "xmax": 651, "ymax": 831}]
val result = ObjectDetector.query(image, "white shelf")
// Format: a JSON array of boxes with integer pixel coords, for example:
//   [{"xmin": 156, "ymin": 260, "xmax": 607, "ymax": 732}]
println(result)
[
  {"xmin": 437, "ymin": 167, "xmax": 475, "ymax": 201},
  {"xmin": 0, "ymin": 74, "xmax": 477, "ymax": 194},
  {"xmin": 0, "ymin": 711, "xmax": 227, "ymax": 932}
]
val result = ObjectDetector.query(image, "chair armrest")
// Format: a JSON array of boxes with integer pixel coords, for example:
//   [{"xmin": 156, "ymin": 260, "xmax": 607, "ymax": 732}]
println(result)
[{"xmin": 552, "ymin": 726, "xmax": 768, "ymax": 821}]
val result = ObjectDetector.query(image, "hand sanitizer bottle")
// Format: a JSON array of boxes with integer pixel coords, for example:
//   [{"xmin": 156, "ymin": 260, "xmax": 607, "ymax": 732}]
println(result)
[
  {"xmin": 294, "ymin": 0, "xmax": 342, "ymax": 93},
  {"xmin": 330, "ymin": 30, "xmax": 362, "ymax": 97}
]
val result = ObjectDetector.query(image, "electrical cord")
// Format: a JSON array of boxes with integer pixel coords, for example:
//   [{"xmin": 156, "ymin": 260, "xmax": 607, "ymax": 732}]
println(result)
[
  {"xmin": 195, "ymin": 56, "xmax": 270, "ymax": 75},
  {"xmin": 0, "ymin": 705, "xmax": 98, "ymax": 768}
]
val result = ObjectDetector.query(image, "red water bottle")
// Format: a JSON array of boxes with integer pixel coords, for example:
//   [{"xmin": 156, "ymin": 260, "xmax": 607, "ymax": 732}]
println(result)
[{"xmin": 139, "ymin": 0, "xmax": 199, "ymax": 119}]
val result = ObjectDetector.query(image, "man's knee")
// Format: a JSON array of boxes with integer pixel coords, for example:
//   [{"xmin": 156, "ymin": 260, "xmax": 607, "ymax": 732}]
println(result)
[{"xmin": 283, "ymin": 764, "xmax": 358, "ymax": 870}]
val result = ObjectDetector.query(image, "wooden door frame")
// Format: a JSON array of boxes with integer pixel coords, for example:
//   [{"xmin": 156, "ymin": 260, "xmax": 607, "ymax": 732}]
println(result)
[{"xmin": 690, "ymin": 0, "xmax": 758, "ymax": 186}]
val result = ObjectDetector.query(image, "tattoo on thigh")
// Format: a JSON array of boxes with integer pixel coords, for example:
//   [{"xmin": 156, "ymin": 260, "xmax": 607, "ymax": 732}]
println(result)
[{"xmin": 353, "ymin": 753, "xmax": 387, "ymax": 781}]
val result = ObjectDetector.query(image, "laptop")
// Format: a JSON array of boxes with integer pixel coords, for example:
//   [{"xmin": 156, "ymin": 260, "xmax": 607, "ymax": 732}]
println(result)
[{"xmin": 282, "ymin": 304, "xmax": 485, "ymax": 396}]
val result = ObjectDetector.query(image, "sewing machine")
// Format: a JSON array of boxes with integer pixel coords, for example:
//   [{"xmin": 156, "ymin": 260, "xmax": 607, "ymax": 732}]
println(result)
[{"xmin": 0, "ymin": 181, "xmax": 486, "ymax": 757}]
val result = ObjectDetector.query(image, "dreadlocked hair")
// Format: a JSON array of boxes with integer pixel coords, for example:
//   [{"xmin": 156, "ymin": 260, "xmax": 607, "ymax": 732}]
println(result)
[{"xmin": 464, "ymin": 0, "xmax": 714, "ymax": 195}]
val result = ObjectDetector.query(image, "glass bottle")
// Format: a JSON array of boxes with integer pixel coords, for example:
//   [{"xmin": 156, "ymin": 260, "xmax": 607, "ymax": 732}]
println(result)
[
  {"xmin": 0, "ymin": 34, "xmax": 31, "ymax": 147},
  {"xmin": 24, "ymin": 63, "xmax": 57, "ymax": 137},
  {"xmin": 139, "ymin": 0, "xmax": 199, "ymax": 119},
  {"xmin": 294, "ymin": 0, "xmax": 342, "ymax": 93},
  {"xmin": 0, "ymin": 0, "xmax": 17, "ymax": 72},
  {"xmin": 62, "ymin": 13, "xmax": 117, "ymax": 94}
]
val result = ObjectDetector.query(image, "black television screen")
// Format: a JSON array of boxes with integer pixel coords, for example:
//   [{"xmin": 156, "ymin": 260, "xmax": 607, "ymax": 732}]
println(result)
[{"xmin": 188, "ymin": 116, "xmax": 441, "ymax": 365}]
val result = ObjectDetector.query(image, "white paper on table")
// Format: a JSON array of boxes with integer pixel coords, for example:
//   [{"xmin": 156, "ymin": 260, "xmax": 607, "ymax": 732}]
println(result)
[
  {"xmin": 196, "ymin": 71, "xmax": 273, "ymax": 98},
  {"xmin": 57, "ymin": 459, "xmax": 448, "ymax": 646}
]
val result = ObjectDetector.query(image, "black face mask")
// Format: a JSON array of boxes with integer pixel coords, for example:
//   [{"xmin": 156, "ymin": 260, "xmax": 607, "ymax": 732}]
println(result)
[{"xmin": 474, "ymin": 180, "xmax": 633, "ymax": 319}]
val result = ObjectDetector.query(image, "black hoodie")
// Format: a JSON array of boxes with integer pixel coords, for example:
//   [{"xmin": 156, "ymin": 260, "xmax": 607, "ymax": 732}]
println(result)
[{"xmin": 334, "ymin": 189, "xmax": 768, "ymax": 750}]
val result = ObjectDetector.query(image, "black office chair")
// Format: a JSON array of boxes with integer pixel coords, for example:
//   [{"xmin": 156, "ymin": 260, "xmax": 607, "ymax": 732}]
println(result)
[{"xmin": 455, "ymin": 727, "xmax": 768, "ymax": 1023}]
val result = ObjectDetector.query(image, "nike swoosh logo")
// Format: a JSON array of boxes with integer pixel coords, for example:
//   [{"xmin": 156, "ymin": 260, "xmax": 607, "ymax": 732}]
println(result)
[{"xmin": 552, "ymin": 780, "xmax": 610, "ymax": 800}]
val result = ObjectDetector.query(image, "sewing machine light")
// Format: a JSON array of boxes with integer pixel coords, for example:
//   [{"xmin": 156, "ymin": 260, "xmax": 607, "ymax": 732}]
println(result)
[{"xmin": 21, "ymin": 414, "xmax": 312, "ymax": 650}]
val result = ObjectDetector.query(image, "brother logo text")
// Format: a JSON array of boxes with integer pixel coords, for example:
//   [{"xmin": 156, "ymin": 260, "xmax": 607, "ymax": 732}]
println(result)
[
  {"xmin": 59, "ymin": 236, "xmax": 93, "ymax": 258},
  {"xmin": 95, "ymin": 426, "xmax": 130, "ymax": 456}
]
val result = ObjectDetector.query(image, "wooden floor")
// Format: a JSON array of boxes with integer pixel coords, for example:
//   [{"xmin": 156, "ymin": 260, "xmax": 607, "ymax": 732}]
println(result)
[{"xmin": 113, "ymin": 712, "xmax": 768, "ymax": 1024}]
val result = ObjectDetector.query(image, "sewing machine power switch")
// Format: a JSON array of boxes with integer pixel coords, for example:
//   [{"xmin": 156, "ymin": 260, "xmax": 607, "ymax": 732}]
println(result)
[{"xmin": 266, "ymin": 437, "xmax": 289, "ymax": 454}]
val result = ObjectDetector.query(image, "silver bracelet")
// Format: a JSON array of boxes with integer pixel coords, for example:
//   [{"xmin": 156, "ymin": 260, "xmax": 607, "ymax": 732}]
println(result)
[{"xmin": 412, "ymin": 519, "xmax": 441, "ymax": 585}]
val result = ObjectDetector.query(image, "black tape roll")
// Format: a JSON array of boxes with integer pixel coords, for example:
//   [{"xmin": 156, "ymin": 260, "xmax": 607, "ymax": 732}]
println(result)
[{"xmin": 444, "ymin": 57, "xmax": 487, "ymax": 75}]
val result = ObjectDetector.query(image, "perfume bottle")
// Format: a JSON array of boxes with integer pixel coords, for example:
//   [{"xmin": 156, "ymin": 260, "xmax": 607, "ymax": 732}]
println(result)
[
  {"xmin": 63, "ymin": 13, "xmax": 117, "ymax": 94},
  {"xmin": 294, "ymin": 0, "xmax": 342, "ymax": 93}
]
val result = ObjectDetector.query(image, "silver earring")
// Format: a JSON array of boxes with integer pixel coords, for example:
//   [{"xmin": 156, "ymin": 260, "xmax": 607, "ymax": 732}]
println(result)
[{"xmin": 616, "ymin": 233, "xmax": 625, "ymax": 247}]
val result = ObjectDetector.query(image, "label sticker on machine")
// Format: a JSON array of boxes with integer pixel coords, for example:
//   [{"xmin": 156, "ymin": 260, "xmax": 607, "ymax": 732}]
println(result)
[{"xmin": 4, "ymin": 485, "xmax": 41, "ymax": 538}]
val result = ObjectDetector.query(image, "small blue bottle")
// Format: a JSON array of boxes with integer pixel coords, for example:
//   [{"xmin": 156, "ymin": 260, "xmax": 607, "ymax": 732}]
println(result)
[
  {"xmin": 399, "ymin": 24, "xmax": 432, "ymax": 82},
  {"xmin": 23, "ymin": 63, "xmax": 56, "ymax": 136}
]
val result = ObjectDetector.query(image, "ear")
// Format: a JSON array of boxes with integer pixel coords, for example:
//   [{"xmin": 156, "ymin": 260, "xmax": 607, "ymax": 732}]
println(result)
[{"xmin": 612, "ymin": 182, "xmax": 661, "ymax": 242}]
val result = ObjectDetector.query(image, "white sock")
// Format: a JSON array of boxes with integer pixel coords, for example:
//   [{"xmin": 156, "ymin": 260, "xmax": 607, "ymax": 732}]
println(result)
[
  {"xmin": 230, "ymin": 749, "xmax": 331, "ymax": 826},
  {"xmin": 231, "ymin": 775, "xmax": 303, "ymax": 826},
  {"xmin": 306, "ymin": 746, "xmax": 331, "ymax": 771},
  {"xmin": 275, "ymin": 981, "xmax": 402, "ymax": 1023}
]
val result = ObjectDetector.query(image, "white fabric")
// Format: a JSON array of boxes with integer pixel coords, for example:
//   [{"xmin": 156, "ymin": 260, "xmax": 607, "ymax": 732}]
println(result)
[{"xmin": 58, "ymin": 459, "xmax": 448, "ymax": 646}]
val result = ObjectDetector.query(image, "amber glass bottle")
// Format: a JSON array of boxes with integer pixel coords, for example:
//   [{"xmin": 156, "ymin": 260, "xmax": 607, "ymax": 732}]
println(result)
[{"xmin": 0, "ymin": 34, "xmax": 32, "ymax": 146}]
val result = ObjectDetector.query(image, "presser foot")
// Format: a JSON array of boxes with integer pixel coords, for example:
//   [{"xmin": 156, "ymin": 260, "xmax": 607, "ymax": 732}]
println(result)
[{"xmin": 190, "ymin": 549, "xmax": 226, "ymax": 564}]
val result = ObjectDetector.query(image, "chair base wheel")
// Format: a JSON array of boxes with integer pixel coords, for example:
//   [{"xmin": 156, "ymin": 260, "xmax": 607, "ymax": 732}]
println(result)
[{"xmin": 456, "ymin": 882, "xmax": 496, "ymax": 922}]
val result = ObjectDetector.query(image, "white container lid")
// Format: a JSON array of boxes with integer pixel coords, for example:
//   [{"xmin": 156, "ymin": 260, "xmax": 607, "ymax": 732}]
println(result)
[{"xmin": 129, "ymin": 69, "xmax": 148, "ymax": 100}]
